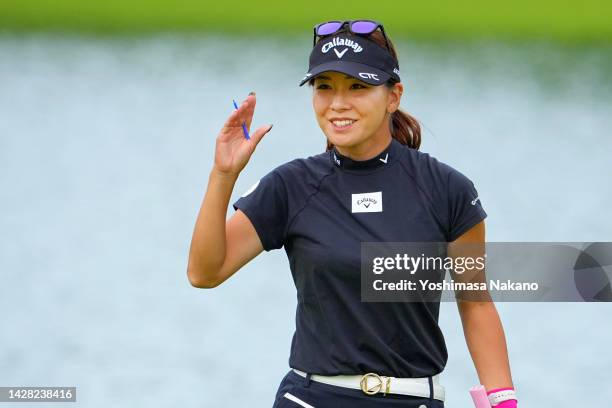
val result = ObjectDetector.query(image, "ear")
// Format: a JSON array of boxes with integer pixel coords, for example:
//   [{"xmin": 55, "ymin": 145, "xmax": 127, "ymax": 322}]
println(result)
[{"xmin": 387, "ymin": 82, "xmax": 403, "ymax": 113}]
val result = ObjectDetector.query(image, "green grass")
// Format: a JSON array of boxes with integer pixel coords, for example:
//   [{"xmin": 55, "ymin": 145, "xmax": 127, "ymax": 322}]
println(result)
[{"xmin": 1, "ymin": 0, "xmax": 612, "ymax": 43}]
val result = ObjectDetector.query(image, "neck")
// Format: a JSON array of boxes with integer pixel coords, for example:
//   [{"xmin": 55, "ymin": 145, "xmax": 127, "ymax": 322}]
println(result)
[{"xmin": 334, "ymin": 127, "xmax": 393, "ymax": 161}]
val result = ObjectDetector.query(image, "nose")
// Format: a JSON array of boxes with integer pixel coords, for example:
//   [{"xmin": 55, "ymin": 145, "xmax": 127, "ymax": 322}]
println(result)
[{"xmin": 330, "ymin": 90, "xmax": 351, "ymax": 111}]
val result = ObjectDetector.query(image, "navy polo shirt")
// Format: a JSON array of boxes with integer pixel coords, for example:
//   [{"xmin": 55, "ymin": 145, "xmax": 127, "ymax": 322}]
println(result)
[{"xmin": 232, "ymin": 137, "xmax": 487, "ymax": 378}]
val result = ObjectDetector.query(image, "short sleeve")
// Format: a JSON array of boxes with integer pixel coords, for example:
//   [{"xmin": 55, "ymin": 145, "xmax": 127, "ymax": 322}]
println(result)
[
  {"xmin": 447, "ymin": 169, "xmax": 487, "ymax": 241},
  {"xmin": 232, "ymin": 170, "xmax": 289, "ymax": 251}
]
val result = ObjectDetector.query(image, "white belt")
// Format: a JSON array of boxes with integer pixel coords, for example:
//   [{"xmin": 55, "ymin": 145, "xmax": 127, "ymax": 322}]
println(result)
[{"xmin": 292, "ymin": 368, "xmax": 445, "ymax": 402}]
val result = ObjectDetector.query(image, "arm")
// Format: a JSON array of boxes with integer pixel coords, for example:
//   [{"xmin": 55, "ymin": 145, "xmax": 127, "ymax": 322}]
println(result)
[
  {"xmin": 186, "ymin": 93, "xmax": 273, "ymax": 288},
  {"xmin": 450, "ymin": 220, "xmax": 515, "ymax": 393},
  {"xmin": 186, "ymin": 168, "xmax": 263, "ymax": 288}
]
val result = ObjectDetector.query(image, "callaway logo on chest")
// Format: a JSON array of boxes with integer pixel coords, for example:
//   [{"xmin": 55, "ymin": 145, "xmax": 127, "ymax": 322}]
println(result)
[
  {"xmin": 321, "ymin": 37, "xmax": 363, "ymax": 58},
  {"xmin": 352, "ymin": 192, "xmax": 383, "ymax": 213}
]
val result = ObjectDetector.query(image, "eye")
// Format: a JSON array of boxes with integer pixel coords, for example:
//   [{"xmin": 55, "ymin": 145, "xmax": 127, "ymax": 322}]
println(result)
[{"xmin": 315, "ymin": 83, "xmax": 367, "ymax": 90}]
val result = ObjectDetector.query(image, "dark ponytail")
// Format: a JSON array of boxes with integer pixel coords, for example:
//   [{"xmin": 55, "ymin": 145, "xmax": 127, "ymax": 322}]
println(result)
[
  {"xmin": 387, "ymin": 87, "xmax": 421, "ymax": 150},
  {"xmin": 309, "ymin": 26, "xmax": 422, "ymax": 151}
]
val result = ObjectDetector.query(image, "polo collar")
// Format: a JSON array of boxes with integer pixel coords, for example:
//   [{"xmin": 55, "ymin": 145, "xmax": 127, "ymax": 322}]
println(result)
[{"xmin": 330, "ymin": 138, "xmax": 401, "ymax": 171}]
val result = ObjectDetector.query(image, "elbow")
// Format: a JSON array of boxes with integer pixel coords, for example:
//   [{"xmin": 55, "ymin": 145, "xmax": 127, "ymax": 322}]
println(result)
[
  {"xmin": 187, "ymin": 266, "xmax": 221, "ymax": 289},
  {"xmin": 191, "ymin": 281, "xmax": 220, "ymax": 289},
  {"xmin": 188, "ymin": 273, "xmax": 220, "ymax": 289}
]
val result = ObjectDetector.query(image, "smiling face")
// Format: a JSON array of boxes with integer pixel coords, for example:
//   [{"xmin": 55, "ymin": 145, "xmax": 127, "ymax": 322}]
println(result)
[{"xmin": 312, "ymin": 71, "xmax": 403, "ymax": 159}]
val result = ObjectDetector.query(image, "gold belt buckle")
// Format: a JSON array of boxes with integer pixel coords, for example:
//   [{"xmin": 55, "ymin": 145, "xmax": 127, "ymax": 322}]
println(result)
[{"xmin": 360, "ymin": 372, "xmax": 391, "ymax": 396}]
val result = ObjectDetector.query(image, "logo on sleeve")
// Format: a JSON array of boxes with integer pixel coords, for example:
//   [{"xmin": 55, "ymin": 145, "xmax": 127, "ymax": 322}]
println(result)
[
  {"xmin": 470, "ymin": 196, "xmax": 480, "ymax": 205},
  {"xmin": 352, "ymin": 191, "xmax": 383, "ymax": 213},
  {"xmin": 241, "ymin": 180, "xmax": 260, "ymax": 197}
]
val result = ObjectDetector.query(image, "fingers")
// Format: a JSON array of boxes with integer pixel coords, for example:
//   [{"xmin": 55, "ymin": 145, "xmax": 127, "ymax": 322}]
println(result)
[
  {"xmin": 220, "ymin": 93, "xmax": 256, "ymax": 135},
  {"xmin": 247, "ymin": 123, "xmax": 274, "ymax": 149},
  {"xmin": 221, "ymin": 98, "xmax": 248, "ymax": 129},
  {"xmin": 243, "ymin": 92, "xmax": 256, "ymax": 131}
]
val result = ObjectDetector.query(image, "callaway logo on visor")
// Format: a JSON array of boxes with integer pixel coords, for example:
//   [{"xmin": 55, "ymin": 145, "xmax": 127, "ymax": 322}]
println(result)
[
  {"xmin": 321, "ymin": 37, "xmax": 364, "ymax": 56},
  {"xmin": 298, "ymin": 34, "xmax": 401, "ymax": 87}
]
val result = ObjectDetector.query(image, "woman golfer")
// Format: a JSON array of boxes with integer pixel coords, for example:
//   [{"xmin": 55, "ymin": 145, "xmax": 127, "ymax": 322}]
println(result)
[{"xmin": 188, "ymin": 20, "xmax": 517, "ymax": 408}]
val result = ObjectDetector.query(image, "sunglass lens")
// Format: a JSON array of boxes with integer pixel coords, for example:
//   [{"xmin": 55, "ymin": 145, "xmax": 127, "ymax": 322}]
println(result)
[
  {"xmin": 317, "ymin": 22, "xmax": 343, "ymax": 36},
  {"xmin": 351, "ymin": 21, "xmax": 378, "ymax": 34}
]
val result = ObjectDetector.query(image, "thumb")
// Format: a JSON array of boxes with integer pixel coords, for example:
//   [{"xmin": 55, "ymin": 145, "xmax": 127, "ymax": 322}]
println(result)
[{"xmin": 248, "ymin": 124, "xmax": 274, "ymax": 148}]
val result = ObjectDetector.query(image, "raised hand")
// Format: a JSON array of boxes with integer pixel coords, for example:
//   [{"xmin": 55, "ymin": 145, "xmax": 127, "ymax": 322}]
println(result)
[{"xmin": 214, "ymin": 92, "xmax": 273, "ymax": 176}]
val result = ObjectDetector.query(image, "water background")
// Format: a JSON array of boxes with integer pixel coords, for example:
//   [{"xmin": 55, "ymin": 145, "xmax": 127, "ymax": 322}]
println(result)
[{"xmin": 1, "ymin": 33, "xmax": 611, "ymax": 406}]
